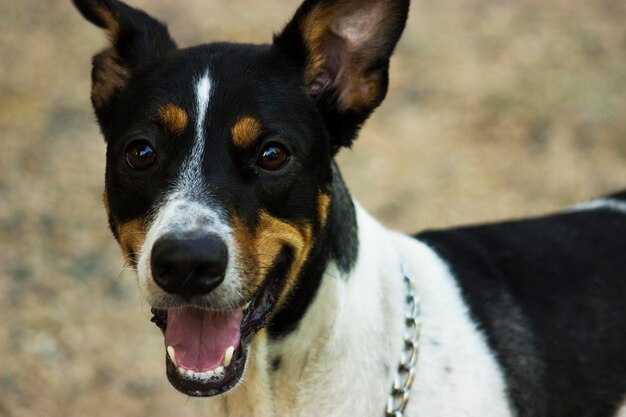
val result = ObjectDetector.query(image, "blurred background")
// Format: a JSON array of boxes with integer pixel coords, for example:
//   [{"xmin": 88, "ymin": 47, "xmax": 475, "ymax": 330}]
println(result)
[{"xmin": 1, "ymin": 0, "xmax": 624, "ymax": 415}]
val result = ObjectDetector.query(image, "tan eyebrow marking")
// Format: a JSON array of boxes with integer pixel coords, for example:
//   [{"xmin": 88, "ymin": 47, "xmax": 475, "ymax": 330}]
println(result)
[
  {"xmin": 157, "ymin": 104, "xmax": 189, "ymax": 136},
  {"xmin": 231, "ymin": 116, "xmax": 262, "ymax": 149}
]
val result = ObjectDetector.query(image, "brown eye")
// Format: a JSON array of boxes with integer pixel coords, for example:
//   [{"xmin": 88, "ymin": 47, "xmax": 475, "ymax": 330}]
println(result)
[
  {"xmin": 126, "ymin": 141, "xmax": 156, "ymax": 170},
  {"xmin": 256, "ymin": 143, "xmax": 290, "ymax": 171}
]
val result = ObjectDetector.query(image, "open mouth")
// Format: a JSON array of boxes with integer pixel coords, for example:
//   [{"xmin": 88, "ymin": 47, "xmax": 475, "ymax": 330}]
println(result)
[{"xmin": 150, "ymin": 279, "xmax": 278, "ymax": 397}]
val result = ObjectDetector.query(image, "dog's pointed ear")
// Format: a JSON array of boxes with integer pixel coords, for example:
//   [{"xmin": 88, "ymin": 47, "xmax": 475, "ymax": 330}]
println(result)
[
  {"xmin": 273, "ymin": 0, "xmax": 409, "ymax": 150},
  {"xmin": 72, "ymin": 0, "xmax": 177, "ymax": 132}
]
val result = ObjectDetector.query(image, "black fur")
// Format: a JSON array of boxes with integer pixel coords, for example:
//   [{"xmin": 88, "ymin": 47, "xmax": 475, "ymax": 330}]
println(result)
[{"xmin": 418, "ymin": 198, "xmax": 626, "ymax": 417}]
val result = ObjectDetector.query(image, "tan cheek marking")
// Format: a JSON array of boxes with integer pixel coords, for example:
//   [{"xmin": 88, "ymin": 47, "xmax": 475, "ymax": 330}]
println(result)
[
  {"xmin": 158, "ymin": 104, "xmax": 189, "ymax": 136},
  {"xmin": 231, "ymin": 117, "xmax": 262, "ymax": 149},
  {"xmin": 230, "ymin": 210, "xmax": 314, "ymax": 305},
  {"xmin": 317, "ymin": 192, "xmax": 332, "ymax": 228},
  {"xmin": 117, "ymin": 219, "xmax": 147, "ymax": 263},
  {"xmin": 256, "ymin": 211, "xmax": 313, "ymax": 307}
]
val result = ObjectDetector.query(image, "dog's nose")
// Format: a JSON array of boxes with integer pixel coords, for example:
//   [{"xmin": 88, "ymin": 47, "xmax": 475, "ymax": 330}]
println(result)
[{"xmin": 150, "ymin": 234, "xmax": 228, "ymax": 297}]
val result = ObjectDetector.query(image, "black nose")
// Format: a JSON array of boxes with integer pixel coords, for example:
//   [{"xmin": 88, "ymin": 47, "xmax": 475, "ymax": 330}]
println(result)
[{"xmin": 150, "ymin": 234, "xmax": 228, "ymax": 297}]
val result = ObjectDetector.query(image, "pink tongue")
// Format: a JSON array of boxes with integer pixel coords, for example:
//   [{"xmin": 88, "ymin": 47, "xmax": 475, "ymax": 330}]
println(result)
[{"xmin": 165, "ymin": 307, "xmax": 243, "ymax": 371}]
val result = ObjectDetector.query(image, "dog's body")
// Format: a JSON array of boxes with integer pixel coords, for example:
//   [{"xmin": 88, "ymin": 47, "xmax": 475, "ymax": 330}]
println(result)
[
  {"xmin": 203, "ymin": 196, "xmax": 626, "ymax": 417},
  {"xmin": 202, "ymin": 202, "xmax": 516, "ymax": 417},
  {"xmin": 413, "ymin": 195, "xmax": 626, "ymax": 417},
  {"xmin": 73, "ymin": 0, "xmax": 626, "ymax": 415}
]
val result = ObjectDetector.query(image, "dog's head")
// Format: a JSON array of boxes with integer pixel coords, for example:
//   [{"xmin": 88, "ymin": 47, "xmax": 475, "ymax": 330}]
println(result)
[{"xmin": 74, "ymin": 0, "xmax": 408, "ymax": 397}]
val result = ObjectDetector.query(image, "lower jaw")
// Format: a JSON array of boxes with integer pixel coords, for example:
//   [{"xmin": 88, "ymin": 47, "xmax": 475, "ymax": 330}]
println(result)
[
  {"xmin": 165, "ymin": 343, "xmax": 248, "ymax": 397},
  {"xmin": 155, "ymin": 304, "xmax": 263, "ymax": 397}
]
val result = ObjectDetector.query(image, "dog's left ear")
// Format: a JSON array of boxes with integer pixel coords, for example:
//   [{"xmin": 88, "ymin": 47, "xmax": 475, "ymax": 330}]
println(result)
[
  {"xmin": 72, "ymin": 0, "xmax": 177, "ymax": 135},
  {"xmin": 274, "ymin": 0, "xmax": 409, "ymax": 150}
]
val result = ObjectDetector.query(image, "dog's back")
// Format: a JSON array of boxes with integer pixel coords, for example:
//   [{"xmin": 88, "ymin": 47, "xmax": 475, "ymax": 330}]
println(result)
[{"xmin": 415, "ymin": 191, "xmax": 626, "ymax": 416}]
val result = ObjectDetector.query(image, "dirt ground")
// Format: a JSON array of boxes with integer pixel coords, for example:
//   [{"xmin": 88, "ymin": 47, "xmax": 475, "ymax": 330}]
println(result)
[{"xmin": 0, "ymin": 0, "xmax": 624, "ymax": 416}]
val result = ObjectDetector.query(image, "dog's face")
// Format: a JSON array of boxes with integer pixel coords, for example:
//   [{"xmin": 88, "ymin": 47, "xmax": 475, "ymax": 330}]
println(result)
[{"xmin": 74, "ymin": 0, "xmax": 408, "ymax": 397}]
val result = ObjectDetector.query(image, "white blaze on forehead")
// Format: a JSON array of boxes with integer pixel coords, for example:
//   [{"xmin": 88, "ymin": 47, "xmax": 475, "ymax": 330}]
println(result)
[
  {"xmin": 177, "ymin": 72, "xmax": 213, "ymax": 194},
  {"xmin": 195, "ymin": 73, "xmax": 212, "ymax": 139}
]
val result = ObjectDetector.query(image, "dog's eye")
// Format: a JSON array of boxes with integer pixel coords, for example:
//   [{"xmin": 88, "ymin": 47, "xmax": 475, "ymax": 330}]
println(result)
[
  {"xmin": 126, "ymin": 141, "xmax": 156, "ymax": 170},
  {"xmin": 256, "ymin": 143, "xmax": 290, "ymax": 171}
]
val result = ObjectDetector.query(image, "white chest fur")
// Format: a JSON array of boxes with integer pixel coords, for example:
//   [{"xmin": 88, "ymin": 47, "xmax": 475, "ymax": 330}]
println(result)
[
  {"xmin": 206, "ymin": 204, "xmax": 514, "ymax": 416},
  {"xmin": 393, "ymin": 231, "xmax": 513, "ymax": 416}
]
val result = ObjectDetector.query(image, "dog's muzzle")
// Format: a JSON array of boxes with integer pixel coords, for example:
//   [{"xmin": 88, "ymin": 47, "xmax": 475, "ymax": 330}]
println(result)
[{"xmin": 148, "ymin": 230, "xmax": 286, "ymax": 397}]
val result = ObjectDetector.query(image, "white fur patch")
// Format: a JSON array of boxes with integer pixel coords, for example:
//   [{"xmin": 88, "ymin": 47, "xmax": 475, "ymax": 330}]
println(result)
[
  {"xmin": 207, "ymin": 203, "xmax": 514, "ymax": 416},
  {"xmin": 178, "ymin": 72, "xmax": 212, "ymax": 195},
  {"xmin": 569, "ymin": 198, "xmax": 626, "ymax": 214},
  {"xmin": 393, "ymin": 231, "xmax": 514, "ymax": 416}
]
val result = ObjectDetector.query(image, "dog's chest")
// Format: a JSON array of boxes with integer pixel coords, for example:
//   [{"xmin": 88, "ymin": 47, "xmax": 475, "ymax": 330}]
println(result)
[
  {"xmin": 267, "ymin": 260, "xmax": 395, "ymax": 416},
  {"xmin": 267, "ymin": 209, "xmax": 514, "ymax": 417}
]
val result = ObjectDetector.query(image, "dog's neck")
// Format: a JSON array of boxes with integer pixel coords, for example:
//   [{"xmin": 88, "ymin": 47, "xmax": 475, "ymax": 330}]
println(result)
[
  {"xmin": 265, "ymin": 163, "xmax": 360, "ymax": 338},
  {"xmin": 206, "ymin": 166, "xmax": 407, "ymax": 417}
]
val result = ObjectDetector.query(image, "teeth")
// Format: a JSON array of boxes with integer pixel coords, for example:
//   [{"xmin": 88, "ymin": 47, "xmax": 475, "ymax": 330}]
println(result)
[
  {"xmin": 224, "ymin": 346, "xmax": 235, "ymax": 367},
  {"xmin": 167, "ymin": 346, "xmax": 179, "ymax": 368},
  {"xmin": 176, "ymin": 367, "xmax": 226, "ymax": 382},
  {"xmin": 243, "ymin": 301, "xmax": 252, "ymax": 310},
  {"xmin": 169, "ymin": 346, "xmax": 235, "ymax": 381}
]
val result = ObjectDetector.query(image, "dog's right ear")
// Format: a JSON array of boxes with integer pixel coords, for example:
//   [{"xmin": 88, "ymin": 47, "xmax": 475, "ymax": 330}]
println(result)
[
  {"xmin": 273, "ymin": 0, "xmax": 409, "ymax": 152},
  {"xmin": 72, "ymin": 0, "xmax": 176, "ymax": 134}
]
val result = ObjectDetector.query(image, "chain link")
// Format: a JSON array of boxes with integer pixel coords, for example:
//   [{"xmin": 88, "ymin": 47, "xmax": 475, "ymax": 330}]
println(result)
[{"xmin": 384, "ymin": 264, "xmax": 421, "ymax": 417}]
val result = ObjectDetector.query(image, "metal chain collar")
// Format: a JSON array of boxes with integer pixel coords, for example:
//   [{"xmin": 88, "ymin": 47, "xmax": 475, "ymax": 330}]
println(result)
[{"xmin": 384, "ymin": 263, "xmax": 422, "ymax": 417}]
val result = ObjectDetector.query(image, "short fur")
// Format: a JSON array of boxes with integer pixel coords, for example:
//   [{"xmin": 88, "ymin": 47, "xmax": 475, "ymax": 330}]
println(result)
[{"xmin": 73, "ymin": 0, "xmax": 626, "ymax": 416}]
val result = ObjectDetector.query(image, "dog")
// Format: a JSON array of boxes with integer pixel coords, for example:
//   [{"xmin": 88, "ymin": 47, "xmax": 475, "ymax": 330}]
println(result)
[{"xmin": 72, "ymin": 0, "xmax": 626, "ymax": 416}]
